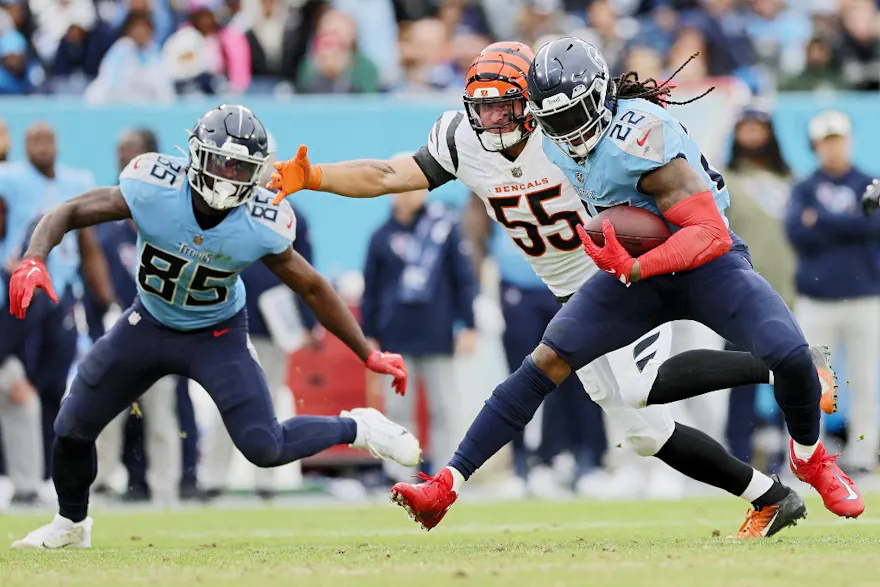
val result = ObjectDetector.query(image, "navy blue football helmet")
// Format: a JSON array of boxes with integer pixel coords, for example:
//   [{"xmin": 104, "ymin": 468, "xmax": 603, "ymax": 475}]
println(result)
[
  {"xmin": 187, "ymin": 104, "xmax": 271, "ymax": 210},
  {"xmin": 526, "ymin": 37, "xmax": 615, "ymax": 160}
]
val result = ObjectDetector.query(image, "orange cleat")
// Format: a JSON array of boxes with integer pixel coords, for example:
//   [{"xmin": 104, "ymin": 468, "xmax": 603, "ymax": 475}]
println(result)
[
  {"xmin": 810, "ymin": 345, "xmax": 838, "ymax": 414},
  {"xmin": 789, "ymin": 440, "xmax": 864, "ymax": 518},
  {"xmin": 390, "ymin": 469, "xmax": 458, "ymax": 531},
  {"xmin": 734, "ymin": 484, "xmax": 806, "ymax": 539}
]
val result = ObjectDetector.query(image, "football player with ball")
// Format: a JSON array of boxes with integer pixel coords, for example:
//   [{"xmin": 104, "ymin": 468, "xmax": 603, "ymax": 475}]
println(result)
[{"xmin": 270, "ymin": 40, "xmax": 859, "ymax": 538}]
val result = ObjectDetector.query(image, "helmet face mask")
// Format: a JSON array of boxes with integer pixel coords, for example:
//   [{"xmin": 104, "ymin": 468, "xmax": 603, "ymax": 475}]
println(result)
[
  {"xmin": 527, "ymin": 38, "xmax": 614, "ymax": 161},
  {"xmin": 187, "ymin": 104, "xmax": 270, "ymax": 211},
  {"xmin": 464, "ymin": 91, "xmax": 530, "ymax": 151},
  {"xmin": 463, "ymin": 42, "xmax": 536, "ymax": 153}
]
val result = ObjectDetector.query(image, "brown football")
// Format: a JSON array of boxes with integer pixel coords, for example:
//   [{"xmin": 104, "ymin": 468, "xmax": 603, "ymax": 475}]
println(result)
[{"xmin": 582, "ymin": 206, "xmax": 672, "ymax": 256}]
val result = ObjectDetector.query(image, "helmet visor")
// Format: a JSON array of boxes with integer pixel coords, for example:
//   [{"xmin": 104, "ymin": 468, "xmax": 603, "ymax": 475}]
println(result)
[
  {"xmin": 532, "ymin": 94, "xmax": 601, "ymax": 139},
  {"xmin": 205, "ymin": 153, "xmax": 260, "ymax": 183}
]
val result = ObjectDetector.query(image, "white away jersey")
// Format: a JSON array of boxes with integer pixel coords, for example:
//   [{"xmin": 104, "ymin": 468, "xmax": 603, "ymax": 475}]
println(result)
[
  {"xmin": 119, "ymin": 153, "xmax": 297, "ymax": 330},
  {"xmin": 416, "ymin": 110, "xmax": 596, "ymax": 298}
]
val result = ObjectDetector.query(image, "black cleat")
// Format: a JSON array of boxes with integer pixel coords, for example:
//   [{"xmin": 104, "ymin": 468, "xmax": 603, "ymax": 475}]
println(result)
[{"xmin": 734, "ymin": 483, "xmax": 807, "ymax": 539}]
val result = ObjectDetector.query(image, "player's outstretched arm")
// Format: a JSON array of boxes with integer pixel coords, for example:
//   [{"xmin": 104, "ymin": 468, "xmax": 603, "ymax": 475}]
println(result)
[
  {"xmin": 23, "ymin": 187, "xmax": 131, "ymax": 261},
  {"xmin": 269, "ymin": 145, "xmax": 430, "ymax": 204},
  {"xmin": 262, "ymin": 247, "xmax": 409, "ymax": 394},
  {"xmin": 262, "ymin": 246, "xmax": 373, "ymax": 360},
  {"xmin": 9, "ymin": 187, "xmax": 130, "ymax": 318}
]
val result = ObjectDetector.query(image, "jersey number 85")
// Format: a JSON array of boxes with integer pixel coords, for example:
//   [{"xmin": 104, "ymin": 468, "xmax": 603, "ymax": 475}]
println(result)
[{"xmin": 138, "ymin": 243, "xmax": 234, "ymax": 307}]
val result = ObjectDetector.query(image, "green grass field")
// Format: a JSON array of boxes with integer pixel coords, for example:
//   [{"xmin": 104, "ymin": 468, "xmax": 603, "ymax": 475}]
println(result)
[{"xmin": 1, "ymin": 495, "xmax": 878, "ymax": 587}]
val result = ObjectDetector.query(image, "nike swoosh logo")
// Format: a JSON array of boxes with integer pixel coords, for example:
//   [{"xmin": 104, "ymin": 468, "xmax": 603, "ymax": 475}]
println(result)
[
  {"xmin": 26, "ymin": 267, "xmax": 40, "ymax": 279},
  {"xmin": 286, "ymin": 217, "xmax": 293, "ymax": 229},
  {"xmin": 637, "ymin": 129, "xmax": 652, "ymax": 147},
  {"xmin": 760, "ymin": 510, "xmax": 779, "ymax": 536},
  {"xmin": 835, "ymin": 473, "xmax": 859, "ymax": 500},
  {"xmin": 213, "ymin": 328, "xmax": 231, "ymax": 338}
]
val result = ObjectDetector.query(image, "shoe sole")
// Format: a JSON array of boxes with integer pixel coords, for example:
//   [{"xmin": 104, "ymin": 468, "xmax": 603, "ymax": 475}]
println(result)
[
  {"xmin": 390, "ymin": 489, "xmax": 434, "ymax": 532},
  {"xmin": 390, "ymin": 489, "xmax": 449, "ymax": 532},
  {"xmin": 811, "ymin": 345, "xmax": 838, "ymax": 414}
]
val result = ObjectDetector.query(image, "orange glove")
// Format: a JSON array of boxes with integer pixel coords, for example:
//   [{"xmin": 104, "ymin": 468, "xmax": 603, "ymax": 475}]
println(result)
[{"xmin": 269, "ymin": 145, "xmax": 323, "ymax": 205}]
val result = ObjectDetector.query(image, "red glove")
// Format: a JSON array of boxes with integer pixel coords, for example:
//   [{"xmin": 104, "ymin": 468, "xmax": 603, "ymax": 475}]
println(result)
[
  {"xmin": 366, "ymin": 350, "xmax": 408, "ymax": 396},
  {"xmin": 8, "ymin": 258, "xmax": 58, "ymax": 319},
  {"xmin": 576, "ymin": 222, "xmax": 636, "ymax": 286}
]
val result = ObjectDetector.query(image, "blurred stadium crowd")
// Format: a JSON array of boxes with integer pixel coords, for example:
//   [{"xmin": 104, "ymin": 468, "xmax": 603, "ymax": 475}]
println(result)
[
  {"xmin": 0, "ymin": 0, "xmax": 878, "ymax": 99},
  {"xmin": 1, "ymin": 0, "xmax": 879, "ymax": 510}
]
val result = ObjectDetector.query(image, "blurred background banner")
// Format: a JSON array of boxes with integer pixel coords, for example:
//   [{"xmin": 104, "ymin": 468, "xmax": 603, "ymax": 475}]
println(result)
[{"xmin": 2, "ymin": 88, "xmax": 878, "ymax": 277}]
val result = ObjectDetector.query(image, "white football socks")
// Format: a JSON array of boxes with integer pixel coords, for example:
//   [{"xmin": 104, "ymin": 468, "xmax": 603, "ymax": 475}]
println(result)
[
  {"xmin": 445, "ymin": 466, "xmax": 465, "ymax": 493},
  {"xmin": 792, "ymin": 441, "xmax": 819, "ymax": 461}
]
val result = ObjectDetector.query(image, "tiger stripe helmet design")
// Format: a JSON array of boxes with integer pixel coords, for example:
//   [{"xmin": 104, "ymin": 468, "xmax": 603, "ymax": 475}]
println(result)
[{"xmin": 463, "ymin": 41, "xmax": 537, "ymax": 152}]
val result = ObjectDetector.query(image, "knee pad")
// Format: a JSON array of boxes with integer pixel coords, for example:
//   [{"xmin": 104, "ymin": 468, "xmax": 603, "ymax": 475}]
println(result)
[
  {"xmin": 236, "ymin": 425, "xmax": 283, "ymax": 468},
  {"xmin": 580, "ymin": 357, "xmax": 654, "ymax": 410},
  {"xmin": 772, "ymin": 344, "xmax": 814, "ymax": 378},
  {"xmin": 605, "ymin": 404, "xmax": 675, "ymax": 457},
  {"xmin": 54, "ymin": 392, "xmax": 100, "ymax": 442}
]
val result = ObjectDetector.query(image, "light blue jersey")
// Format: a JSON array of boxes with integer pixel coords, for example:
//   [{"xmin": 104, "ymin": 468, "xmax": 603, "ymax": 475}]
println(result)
[
  {"xmin": 543, "ymin": 98, "xmax": 730, "ymax": 229},
  {"xmin": 0, "ymin": 161, "xmax": 95, "ymax": 295},
  {"xmin": 119, "ymin": 153, "xmax": 297, "ymax": 331}
]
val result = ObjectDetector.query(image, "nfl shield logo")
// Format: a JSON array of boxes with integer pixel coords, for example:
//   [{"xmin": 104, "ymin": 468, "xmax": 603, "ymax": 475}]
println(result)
[
  {"xmin": 511, "ymin": 167, "xmax": 522, "ymax": 178},
  {"xmin": 575, "ymin": 171, "xmax": 584, "ymax": 183},
  {"xmin": 193, "ymin": 235, "xmax": 204, "ymax": 245}
]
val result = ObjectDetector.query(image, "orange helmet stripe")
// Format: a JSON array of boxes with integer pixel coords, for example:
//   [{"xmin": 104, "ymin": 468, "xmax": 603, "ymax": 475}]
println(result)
[{"xmin": 464, "ymin": 42, "xmax": 536, "ymax": 98}]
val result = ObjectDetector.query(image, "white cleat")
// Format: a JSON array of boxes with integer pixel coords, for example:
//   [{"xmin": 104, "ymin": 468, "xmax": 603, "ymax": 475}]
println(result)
[
  {"xmin": 11, "ymin": 514, "xmax": 93, "ymax": 549},
  {"xmin": 342, "ymin": 407, "xmax": 422, "ymax": 467}
]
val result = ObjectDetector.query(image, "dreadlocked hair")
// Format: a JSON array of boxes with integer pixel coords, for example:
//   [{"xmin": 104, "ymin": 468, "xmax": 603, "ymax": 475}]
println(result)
[{"xmin": 612, "ymin": 53, "xmax": 714, "ymax": 110}]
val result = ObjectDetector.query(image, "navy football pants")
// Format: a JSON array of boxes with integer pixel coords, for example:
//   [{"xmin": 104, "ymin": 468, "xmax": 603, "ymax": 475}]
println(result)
[
  {"xmin": 542, "ymin": 237, "xmax": 821, "ymax": 445},
  {"xmin": 56, "ymin": 297, "xmax": 353, "ymax": 467}
]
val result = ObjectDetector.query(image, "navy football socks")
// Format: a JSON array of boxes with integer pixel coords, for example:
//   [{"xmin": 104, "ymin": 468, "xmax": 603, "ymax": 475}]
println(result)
[
  {"xmin": 54, "ymin": 437, "xmax": 98, "ymax": 523},
  {"xmin": 448, "ymin": 356, "xmax": 558, "ymax": 479}
]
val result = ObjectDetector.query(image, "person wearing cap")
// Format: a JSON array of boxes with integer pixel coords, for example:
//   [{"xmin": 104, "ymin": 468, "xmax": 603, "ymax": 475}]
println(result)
[
  {"xmin": 722, "ymin": 108, "xmax": 796, "ymax": 471},
  {"xmin": 361, "ymin": 160, "xmax": 478, "ymax": 482},
  {"xmin": 785, "ymin": 109, "xmax": 880, "ymax": 477}
]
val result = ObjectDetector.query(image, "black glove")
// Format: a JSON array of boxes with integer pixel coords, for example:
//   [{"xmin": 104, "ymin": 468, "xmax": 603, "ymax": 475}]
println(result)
[{"xmin": 863, "ymin": 178, "xmax": 880, "ymax": 216}]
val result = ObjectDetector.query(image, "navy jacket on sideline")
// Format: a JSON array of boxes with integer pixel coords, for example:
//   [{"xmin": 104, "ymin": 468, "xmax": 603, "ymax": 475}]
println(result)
[
  {"xmin": 785, "ymin": 167, "xmax": 880, "ymax": 300},
  {"xmin": 362, "ymin": 206, "xmax": 477, "ymax": 357}
]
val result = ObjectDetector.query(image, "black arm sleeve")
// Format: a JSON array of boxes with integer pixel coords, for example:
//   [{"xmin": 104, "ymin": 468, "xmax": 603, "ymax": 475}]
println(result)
[{"xmin": 413, "ymin": 146, "xmax": 456, "ymax": 191}]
